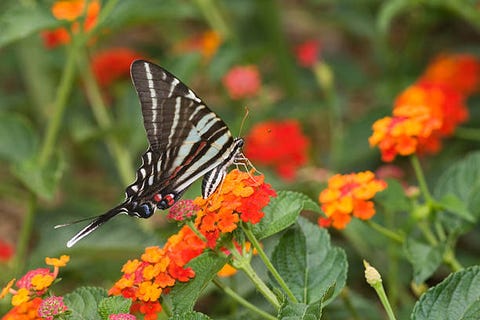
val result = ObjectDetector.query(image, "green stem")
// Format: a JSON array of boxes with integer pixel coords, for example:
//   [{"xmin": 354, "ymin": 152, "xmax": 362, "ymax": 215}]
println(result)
[
  {"xmin": 242, "ymin": 224, "xmax": 298, "ymax": 303},
  {"xmin": 366, "ymin": 221, "xmax": 404, "ymax": 244},
  {"xmin": 410, "ymin": 155, "xmax": 434, "ymax": 205},
  {"xmin": 213, "ymin": 278, "xmax": 276, "ymax": 320},
  {"xmin": 374, "ymin": 282, "xmax": 397, "ymax": 320},
  {"xmin": 14, "ymin": 193, "xmax": 37, "ymax": 275},
  {"xmin": 38, "ymin": 43, "xmax": 78, "ymax": 167},
  {"xmin": 454, "ymin": 127, "xmax": 480, "ymax": 141},
  {"xmin": 193, "ymin": 0, "xmax": 230, "ymax": 39},
  {"xmin": 76, "ymin": 50, "xmax": 133, "ymax": 185},
  {"xmin": 227, "ymin": 241, "xmax": 280, "ymax": 309},
  {"xmin": 418, "ymin": 221, "xmax": 438, "ymax": 246},
  {"xmin": 443, "ymin": 248, "xmax": 463, "ymax": 272},
  {"xmin": 186, "ymin": 220, "xmax": 207, "ymax": 242}
]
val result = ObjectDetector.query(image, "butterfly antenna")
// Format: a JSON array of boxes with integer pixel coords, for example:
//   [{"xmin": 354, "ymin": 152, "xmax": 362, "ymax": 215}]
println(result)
[
  {"xmin": 238, "ymin": 106, "xmax": 250, "ymax": 137},
  {"xmin": 56, "ymin": 205, "xmax": 128, "ymax": 248}
]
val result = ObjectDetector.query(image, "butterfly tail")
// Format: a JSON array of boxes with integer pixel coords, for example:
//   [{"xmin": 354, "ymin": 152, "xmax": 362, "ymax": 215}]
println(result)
[{"xmin": 64, "ymin": 205, "xmax": 128, "ymax": 248}]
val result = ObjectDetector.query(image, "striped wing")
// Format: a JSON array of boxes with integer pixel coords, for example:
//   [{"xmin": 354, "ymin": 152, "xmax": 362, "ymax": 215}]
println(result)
[{"xmin": 127, "ymin": 60, "xmax": 235, "ymax": 207}]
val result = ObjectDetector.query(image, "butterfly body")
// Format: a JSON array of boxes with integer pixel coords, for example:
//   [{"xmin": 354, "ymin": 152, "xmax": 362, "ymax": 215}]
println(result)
[{"xmin": 63, "ymin": 60, "xmax": 246, "ymax": 247}]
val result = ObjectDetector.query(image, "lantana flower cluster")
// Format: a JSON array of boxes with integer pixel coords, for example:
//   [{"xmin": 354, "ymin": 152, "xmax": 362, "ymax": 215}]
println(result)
[
  {"xmin": 1, "ymin": 255, "xmax": 70, "ymax": 319},
  {"xmin": 41, "ymin": 0, "xmax": 100, "ymax": 48},
  {"xmin": 109, "ymin": 169, "xmax": 275, "ymax": 319},
  {"xmin": 318, "ymin": 171, "xmax": 387, "ymax": 229},
  {"xmin": 245, "ymin": 120, "xmax": 309, "ymax": 180},
  {"xmin": 369, "ymin": 53, "xmax": 479, "ymax": 162},
  {"xmin": 175, "ymin": 30, "xmax": 222, "ymax": 61},
  {"xmin": 91, "ymin": 48, "xmax": 144, "ymax": 88},
  {"xmin": 222, "ymin": 65, "xmax": 261, "ymax": 100}
]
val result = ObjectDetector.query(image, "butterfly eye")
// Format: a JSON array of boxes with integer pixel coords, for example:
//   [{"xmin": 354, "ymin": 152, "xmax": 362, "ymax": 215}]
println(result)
[{"xmin": 136, "ymin": 203, "xmax": 154, "ymax": 218}]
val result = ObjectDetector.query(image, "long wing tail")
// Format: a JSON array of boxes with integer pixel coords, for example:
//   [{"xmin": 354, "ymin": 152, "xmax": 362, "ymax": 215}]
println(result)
[{"xmin": 56, "ymin": 204, "xmax": 128, "ymax": 248}]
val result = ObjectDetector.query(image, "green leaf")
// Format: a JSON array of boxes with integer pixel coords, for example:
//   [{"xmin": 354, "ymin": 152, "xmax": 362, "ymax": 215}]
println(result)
[
  {"xmin": 437, "ymin": 194, "xmax": 475, "ymax": 223},
  {"xmin": 63, "ymin": 287, "xmax": 108, "ymax": 320},
  {"xmin": 271, "ymin": 217, "xmax": 347, "ymax": 305},
  {"xmin": 278, "ymin": 300, "xmax": 322, "ymax": 320},
  {"xmin": 98, "ymin": 296, "xmax": 132, "ymax": 320},
  {"xmin": 411, "ymin": 266, "xmax": 480, "ymax": 320},
  {"xmin": 434, "ymin": 151, "xmax": 480, "ymax": 230},
  {"xmin": 0, "ymin": 113, "xmax": 38, "ymax": 163},
  {"xmin": 252, "ymin": 191, "xmax": 320, "ymax": 240},
  {"xmin": 0, "ymin": 3, "xmax": 63, "ymax": 48},
  {"xmin": 169, "ymin": 251, "xmax": 228, "ymax": 313},
  {"xmin": 169, "ymin": 311, "xmax": 213, "ymax": 320},
  {"xmin": 376, "ymin": 178, "xmax": 411, "ymax": 212},
  {"xmin": 404, "ymin": 237, "xmax": 445, "ymax": 284},
  {"xmin": 13, "ymin": 151, "xmax": 65, "ymax": 200}
]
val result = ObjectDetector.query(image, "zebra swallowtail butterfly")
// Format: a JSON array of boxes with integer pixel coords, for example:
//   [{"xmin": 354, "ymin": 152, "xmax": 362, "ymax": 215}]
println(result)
[{"xmin": 61, "ymin": 60, "xmax": 246, "ymax": 247}]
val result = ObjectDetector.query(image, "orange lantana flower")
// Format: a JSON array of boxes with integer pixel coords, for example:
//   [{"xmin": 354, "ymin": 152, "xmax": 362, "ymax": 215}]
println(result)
[
  {"xmin": 318, "ymin": 171, "xmax": 387, "ymax": 229},
  {"xmin": 42, "ymin": 0, "xmax": 100, "ymax": 48}
]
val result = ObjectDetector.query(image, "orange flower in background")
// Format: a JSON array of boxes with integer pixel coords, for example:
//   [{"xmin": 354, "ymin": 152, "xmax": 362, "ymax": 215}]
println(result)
[
  {"xmin": 245, "ymin": 120, "xmax": 309, "ymax": 180},
  {"xmin": 91, "ymin": 48, "xmax": 144, "ymax": 87},
  {"xmin": 295, "ymin": 40, "xmax": 321, "ymax": 67},
  {"xmin": 41, "ymin": 0, "xmax": 101, "ymax": 48},
  {"xmin": 318, "ymin": 171, "xmax": 387, "ymax": 229},
  {"xmin": 176, "ymin": 30, "xmax": 222, "ymax": 61},
  {"xmin": 420, "ymin": 53, "xmax": 480, "ymax": 95},
  {"xmin": 222, "ymin": 65, "xmax": 261, "ymax": 100}
]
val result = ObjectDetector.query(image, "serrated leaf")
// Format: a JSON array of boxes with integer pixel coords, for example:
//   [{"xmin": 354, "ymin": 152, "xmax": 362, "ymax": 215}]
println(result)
[
  {"xmin": 437, "ymin": 194, "xmax": 475, "ymax": 223},
  {"xmin": 278, "ymin": 300, "xmax": 322, "ymax": 320},
  {"xmin": 271, "ymin": 217, "xmax": 347, "ymax": 305},
  {"xmin": 0, "ymin": 4, "xmax": 64, "ymax": 48},
  {"xmin": 169, "ymin": 251, "xmax": 228, "ymax": 313},
  {"xmin": 434, "ymin": 151, "xmax": 480, "ymax": 230},
  {"xmin": 404, "ymin": 237, "xmax": 445, "ymax": 284},
  {"xmin": 411, "ymin": 266, "xmax": 480, "ymax": 320},
  {"xmin": 252, "ymin": 191, "xmax": 320, "ymax": 240},
  {"xmin": 169, "ymin": 311, "xmax": 213, "ymax": 320},
  {"xmin": 0, "ymin": 113, "xmax": 38, "ymax": 163},
  {"xmin": 63, "ymin": 287, "xmax": 108, "ymax": 320},
  {"xmin": 13, "ymin": 152, "xmax": 65, "ymax": 200},
  {"xmin": 98, "ymin": 296, "xmax": 132, "ymax": 320}
]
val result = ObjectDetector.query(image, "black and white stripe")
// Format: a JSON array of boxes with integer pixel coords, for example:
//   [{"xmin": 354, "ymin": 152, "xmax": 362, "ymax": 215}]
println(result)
[{"xmin": 62, "ymin": 60, "xmax": 247, "ymax": 247}]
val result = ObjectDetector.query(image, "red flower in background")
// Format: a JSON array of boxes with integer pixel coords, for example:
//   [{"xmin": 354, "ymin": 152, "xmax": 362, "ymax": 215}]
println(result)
[
  {"xmin": 175, "ymin": 30, "xmax": 222, "ymax": 61},
  {"xmin": 222, "ymin": 65, "xmax": 261, "ymax": 100},
  {"xmin": 41, "ymin": 0, "xmax": 101, "ymax": 48},
  {"xmin": 245, "ymin": 120, "xmax": 309, "ymax": 180},
  {"xmin": 0, "ymin": 240, "xmax": 14, "ymax": 262},
  {"xmin": 420, "ymin": 53, "xmax": 480, "ymax": 95},
  {"xmin": 91, "ymin": 48, "xmax": 144, "ymax": 87},
  {"xmin": 295, "ymin": 40, "xmax": 321, "ymax": 67}
]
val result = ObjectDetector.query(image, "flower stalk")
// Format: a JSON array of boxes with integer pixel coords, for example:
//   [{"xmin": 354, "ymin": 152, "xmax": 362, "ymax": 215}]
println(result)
[{"xmin": 364, "ymin": 261, "xmax": 397, "ymax": 320}]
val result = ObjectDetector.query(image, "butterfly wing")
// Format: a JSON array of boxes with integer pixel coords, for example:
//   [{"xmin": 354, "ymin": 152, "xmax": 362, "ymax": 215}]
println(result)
[{"xmin": 127, "ymin": 60, "xmax": 236, "ymax": 207}]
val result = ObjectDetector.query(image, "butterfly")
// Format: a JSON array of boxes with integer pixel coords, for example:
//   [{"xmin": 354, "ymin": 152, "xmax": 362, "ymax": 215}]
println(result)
[{"xmin": 61, "ymin": 60, "xmax": 246, "ymax": 247}]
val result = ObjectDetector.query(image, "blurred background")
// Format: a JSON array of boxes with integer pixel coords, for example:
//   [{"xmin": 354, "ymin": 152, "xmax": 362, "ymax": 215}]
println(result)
[{"xmin": 1, "ymin": 0, "xmax": 480, "ymax": 318}]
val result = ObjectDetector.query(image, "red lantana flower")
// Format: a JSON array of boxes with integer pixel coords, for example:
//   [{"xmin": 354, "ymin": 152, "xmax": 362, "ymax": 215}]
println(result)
[
  {"xmin": 420, "ymin": 53, "xmax": 480, "ymax": 95},
  {"xmin": 245, "ymin": 120, "xmax": 309, "ymax": 180},
  {"xmin": 0, "ymin": 240, "xmax": 14, "ymax": 262},
  {"xmin": 295, "ymin": 40, "xmax": 321, "ymax": 67},
  {"xmin": 91, "ymin": 48, "xmax": 144, "ymax": 87},
  {"xmin": 222, "ymin": 65, "xmax": 261, "ymax": 100},
  {"xmin": 318, "ymin": 171, "xmax": 387, "ymax": 229}
]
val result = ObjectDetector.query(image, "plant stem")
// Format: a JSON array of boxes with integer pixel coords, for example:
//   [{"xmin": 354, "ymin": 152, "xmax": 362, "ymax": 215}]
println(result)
[
  {"xmin": 410, "ymin": 155, "xmax": 434, "ymax": 206},
  {"xmin": 14, "ymin": 193, "xmax": 37, "ymax": 275},
  {"xmin": 242, "ymin": 224, "xmax": 298, "ymax": 303},
  {"xmin": 193, "ymin": 0, "xmax": 230, "ymax": 39},
  {"xmin": 418, "ymin": 221, "xmax": 438, "ymax": 246},
  {"xmin": 38, "ymin": 43, "xmax": 78, "ymax": 167},
  {"xmin": 186, "ymin": 220, "xmax": 207, "ymax": 243},
  {"xmin": 375, "ymin": 282, "xmax": 397, "ymax": 320},
  {"xmin": 366, "ymin": 221, "xmax": 404, "ymax": 244},
  {"xmin": 213, "ymin": 278, "xmax": 277, "ymax": 320},
  {"xmin": 227, "ymin": 241, "xmax": 280, "ymax": 309},
  {"xmin": 443, "ymin": 248, "xmax": 463, "ymax": 272},
  {"xmin": 454, "ymin": 127, "xmax": 480, "ymax": 141},
  {"xmin": 76, "ymin": 50, "xmax": 133, "ymax": 185}
]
